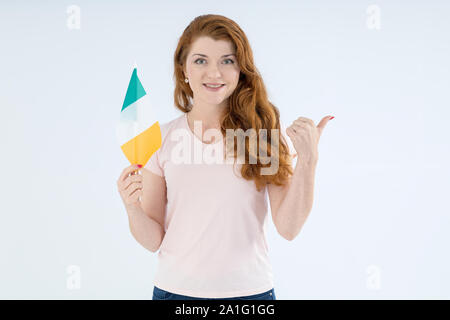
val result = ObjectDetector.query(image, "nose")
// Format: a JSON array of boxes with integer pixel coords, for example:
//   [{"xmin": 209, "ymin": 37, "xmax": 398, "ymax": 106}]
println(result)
[{"xmin": 206, "ymin": 62, "xmax": 222, "ymax": 79}]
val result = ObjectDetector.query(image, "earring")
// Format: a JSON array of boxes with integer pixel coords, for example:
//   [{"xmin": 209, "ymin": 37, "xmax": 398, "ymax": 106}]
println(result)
[{"xmin": 185, "ymin": 78, "xmax": 189, "ymax": 83}]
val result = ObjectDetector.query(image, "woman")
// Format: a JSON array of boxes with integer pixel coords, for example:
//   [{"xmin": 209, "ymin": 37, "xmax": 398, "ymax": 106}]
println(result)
[{"xmin": 117, "ymin": 14, "xmax": 332, "ymax": 300}]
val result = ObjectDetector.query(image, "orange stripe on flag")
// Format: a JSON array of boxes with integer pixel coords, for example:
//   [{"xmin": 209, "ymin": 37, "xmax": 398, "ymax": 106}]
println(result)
[{"xmin": 120, "ymin": 121, "xmax": 162, "ymax": 166}]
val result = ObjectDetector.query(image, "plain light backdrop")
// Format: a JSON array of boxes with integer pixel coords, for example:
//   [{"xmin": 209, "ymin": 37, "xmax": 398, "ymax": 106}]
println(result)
[{"xmin": 1, "ymin": 0, "xmax": 449, "ymax": 299}]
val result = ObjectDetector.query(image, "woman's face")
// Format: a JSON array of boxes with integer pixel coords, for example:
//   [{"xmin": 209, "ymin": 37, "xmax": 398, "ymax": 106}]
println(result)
[{"xmin": 184, "ymin": 36, "xmax": 241, "ymax": 106}]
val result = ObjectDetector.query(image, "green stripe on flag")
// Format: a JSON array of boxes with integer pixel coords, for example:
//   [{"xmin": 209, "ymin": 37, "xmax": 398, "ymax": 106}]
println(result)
[{"xmin": 121, "ymin": 68, "xmax": 147, "ymax": 111}]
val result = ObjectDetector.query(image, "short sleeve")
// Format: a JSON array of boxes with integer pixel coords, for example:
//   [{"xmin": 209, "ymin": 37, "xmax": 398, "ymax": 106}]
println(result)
[
  {"xmin": 280, "ymin": 122, "xmax": 298, "ymax": 159},
  {"xmin": 144, "ymin": 148, "xmax": 164, "ymax": 177}
]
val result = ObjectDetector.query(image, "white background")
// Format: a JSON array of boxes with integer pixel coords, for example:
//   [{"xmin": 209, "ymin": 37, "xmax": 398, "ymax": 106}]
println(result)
[{"xmin": 1, "ymin": 0, "xmax": 449, "ymax": 299}]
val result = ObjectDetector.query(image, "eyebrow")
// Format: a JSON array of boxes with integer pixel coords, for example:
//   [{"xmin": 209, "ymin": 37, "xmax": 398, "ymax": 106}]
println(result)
[{"xmin": 192, "ymin": 53, "xmax": 236, "ymax": 58}]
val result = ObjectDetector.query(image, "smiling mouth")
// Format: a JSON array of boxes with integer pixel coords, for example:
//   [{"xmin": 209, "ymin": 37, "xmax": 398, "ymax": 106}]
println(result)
[
  {"xmin": 203, "ymin": 84, "xmax": 225, "ymax": 88},
  {"xmin": 203, "ymin": 84, "xmax": 226, "ymax": 92}
]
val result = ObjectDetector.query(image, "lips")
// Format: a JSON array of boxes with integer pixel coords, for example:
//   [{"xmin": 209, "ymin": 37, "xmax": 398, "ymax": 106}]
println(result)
[
  {"xmin": 203, "ymin": 84, "xmax": 225, "ymax": 92},
  {"xmin": 203, "ymin": 83, "xmax": 225, "ymax": 87}
]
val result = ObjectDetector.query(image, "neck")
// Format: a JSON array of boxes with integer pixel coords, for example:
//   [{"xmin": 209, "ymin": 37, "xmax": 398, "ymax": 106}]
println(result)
[{"xmin": 187, "ymin": 99, "xmax": 227, "ymax": 130}]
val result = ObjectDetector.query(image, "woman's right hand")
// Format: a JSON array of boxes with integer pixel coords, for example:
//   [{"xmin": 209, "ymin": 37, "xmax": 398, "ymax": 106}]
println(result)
[{"xmin": 117, "ymin": 164, "xmax": 143, "ymax": 209}]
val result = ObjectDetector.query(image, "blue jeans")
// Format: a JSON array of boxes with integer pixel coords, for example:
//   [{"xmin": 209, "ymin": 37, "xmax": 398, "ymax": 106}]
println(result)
[{"xmin": 152, "ymin": 286, "xmax": 276, "ymax": 300}]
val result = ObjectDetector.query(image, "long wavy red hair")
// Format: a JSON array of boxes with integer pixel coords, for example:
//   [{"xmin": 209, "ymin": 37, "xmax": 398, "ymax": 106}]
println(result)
[{"xmin": 173, "ymin": 14, "xmax": 294, "ymax": 192}]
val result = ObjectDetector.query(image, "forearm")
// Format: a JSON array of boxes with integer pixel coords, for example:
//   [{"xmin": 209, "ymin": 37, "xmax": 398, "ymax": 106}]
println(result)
[
  {"xmin": 276, "ymin": 160, "xmax": 317, "ymax": 240},
  {"xmin": 126, "ymin": 204, "xmax": 165, "ymax": 252}
]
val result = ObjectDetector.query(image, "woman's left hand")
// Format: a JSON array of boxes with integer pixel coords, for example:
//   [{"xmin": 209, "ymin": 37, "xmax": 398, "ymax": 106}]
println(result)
[{"xmin": 286, "ymin": 115, "xmax": 334, "ymax": 166}]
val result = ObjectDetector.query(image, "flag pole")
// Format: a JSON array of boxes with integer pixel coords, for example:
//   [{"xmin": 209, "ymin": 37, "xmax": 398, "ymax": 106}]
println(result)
[
  {"xmin": 129, "ymin": 61, "xmax": 139, "ymax": 178},
  {"xmin": 133, "ymin": 61, "xmax": 141, "ymax": 203}
]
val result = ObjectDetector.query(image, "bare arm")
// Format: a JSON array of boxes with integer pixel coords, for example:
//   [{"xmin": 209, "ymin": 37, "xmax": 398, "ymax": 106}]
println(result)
[
  {"xmin": 117, "ymin": 164, "xmax": 167, "ymax": 253},
  {"xmin": 126, "ymin": 203, "xmax": 165, "ymax": 253},
  {"xmin": 268, "ymin": 161, "xmax": 317, "ymax": 241}
]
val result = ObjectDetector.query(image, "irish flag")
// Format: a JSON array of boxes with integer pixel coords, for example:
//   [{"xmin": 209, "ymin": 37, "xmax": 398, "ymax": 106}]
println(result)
[{"xmin": 116, "ymin": 64, "xmax": 161, "ymax": 166}]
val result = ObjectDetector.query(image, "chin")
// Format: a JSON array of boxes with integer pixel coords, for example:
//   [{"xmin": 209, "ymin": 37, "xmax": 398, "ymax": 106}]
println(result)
[{"xmin": 202, "ymin": 96, "xmax": 226, "ymax": 105}]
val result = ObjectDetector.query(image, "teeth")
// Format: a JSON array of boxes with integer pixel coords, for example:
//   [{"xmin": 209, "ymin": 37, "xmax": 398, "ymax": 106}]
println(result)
[{"xmin": 205, "ymin": 84, "xmax": 223, "ymax": 88}]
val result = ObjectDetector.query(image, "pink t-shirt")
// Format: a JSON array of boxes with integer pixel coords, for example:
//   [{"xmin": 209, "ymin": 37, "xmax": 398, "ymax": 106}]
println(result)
[{"xmin": 145, "ymin": 113, "xmax": 297, "ymax": 298}]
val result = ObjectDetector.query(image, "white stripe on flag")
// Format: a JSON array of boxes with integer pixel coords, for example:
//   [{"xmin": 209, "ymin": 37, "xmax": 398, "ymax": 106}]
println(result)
[{"xmin": 116, "ymin": 94, "xmax": 157, "ymax": 146}]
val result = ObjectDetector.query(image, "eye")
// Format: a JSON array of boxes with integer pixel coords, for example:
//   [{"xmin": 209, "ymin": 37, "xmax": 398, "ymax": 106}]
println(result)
[
  {"xmin": 194, "ymin": 58, "xmax": 235, "ymax": 64},
  {"xmin": 194, "ymin": 58, "xmax": 206, "ymax": 64}
]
